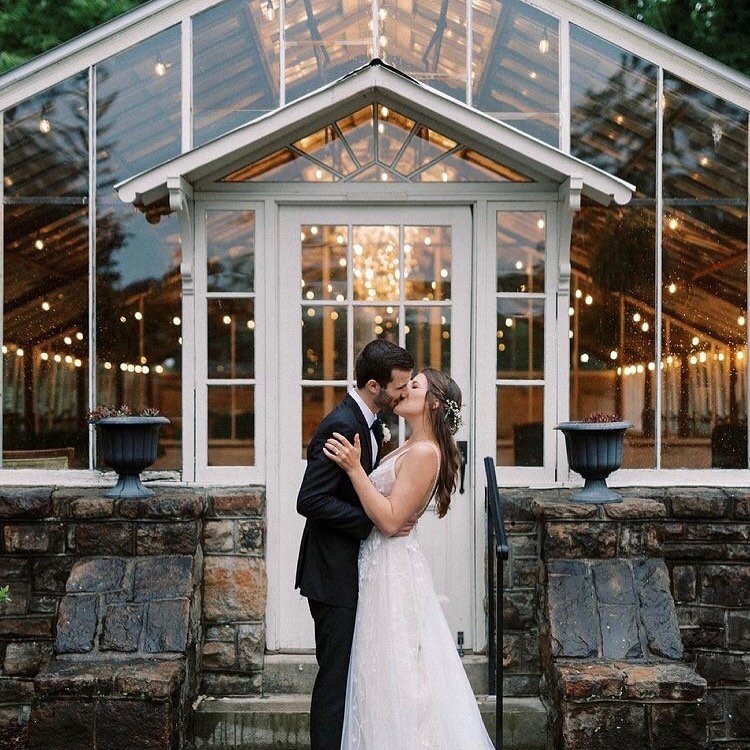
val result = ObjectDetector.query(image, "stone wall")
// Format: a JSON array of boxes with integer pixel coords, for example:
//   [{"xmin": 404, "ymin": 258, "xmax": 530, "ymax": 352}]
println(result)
[
  {"xmin": 495, "ymin": 487, "xmax": 750, "ymax": 749},
  {"xmin": 0, "ymin": 485, "xmax": 268, "ymax": 734},
  {"xmin": 200, "ymin": 489, "xmax": 267, "ymax": 696}
]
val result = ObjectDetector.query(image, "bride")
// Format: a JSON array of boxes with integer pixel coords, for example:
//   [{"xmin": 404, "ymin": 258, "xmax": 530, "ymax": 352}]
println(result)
[{"xmin": 323, "ymin": 368, "xmax": 495, "ymax": 749}]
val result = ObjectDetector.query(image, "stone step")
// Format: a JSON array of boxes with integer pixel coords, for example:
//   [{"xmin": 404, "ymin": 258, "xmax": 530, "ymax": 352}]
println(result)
[
  {"xmin": 262, "ymin": 652, "xmax": 489, "ymax": 695},
  {"xmin": 193, "ymin": 694, "xmax": 549, "ymax": 750}
]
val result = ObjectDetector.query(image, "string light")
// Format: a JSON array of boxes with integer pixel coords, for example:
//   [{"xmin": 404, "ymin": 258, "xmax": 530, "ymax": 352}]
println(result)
[
  {"xmin": 173, "ymin": 316, "xmax": 181, "ymax": 326},
  {"xmin": 34, "ymin": 237, "xmax": 45, "ymax": 250},
  {"xmin": 538, "ymin": 29, "xmax": 550, "ymax": 54},
  {"xmin": 41, "ymin": 301, "xmax": 50, "ymax": 311}
]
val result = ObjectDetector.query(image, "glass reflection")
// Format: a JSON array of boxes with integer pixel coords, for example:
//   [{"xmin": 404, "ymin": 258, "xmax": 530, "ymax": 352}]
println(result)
[
  {"xmin": 496, "ymin": 298, "xmax": 544, "ymax": 379},
  {"xmin": 302, "ymin": 386, "xmax": 347, "ymax": 457},
  {"xmin": 661, "ymin": 204, "xmax": 747, "ymax": 468},
  {"xmin": 394, "ymin": 125, "xmax": 456, "ymax": 176},
  {"xmin": 193, "ymin": 0, "xmax": 279, "ymax": 145},
  {"xmin": 472, "ymin": 0, "xmax": 559, "ymax": 145},
  {"xmin": 3, "ymin": 72, "xmax": 88, "ymax": 198},
  {"xmin": 497, "ymin": 385, "xmax": 543, "ymax": 466},
  {"xmin": 404, "ymin": 226, "xmax": 452, "ymax": 301},
  {"xmin": 295, "ymin": 126, "xmax": 358, "ymax": 176},
  {"xmin": 96, "ymin": 197, "xmax": 182, "ymax": 471},
  {"xmin": 207, "ymin": 385, "xmax": 254, "ymax": 466},
  {"xmin": 207, "ymin": 210, "xmax": 255, "ymax": 292},
  {"xmin": 302, "ymin": 305, "xmax": 347, "ymax": 379},
  {"xmin": 381, "ymin": 0, "xmax": 467, "ymax": 101},
  {"xmin": 569, "ymin": 204, "xmax": 656, "ymax": 468},
  {"xmin": 352, "ymin": 225, "xmax": 400, "ymax": 301},
  {"xmin": 284, "ymin": 0, "xmax": 370, "ymax": 102},
  {"xmin": 497, "ymin": 211, "xmax": 546, "ymax": 293},
  {"xmin": 2, "ymin": 205, "xmax": 89, "ymax": 468},
  {"xmin": 302, "ymin": 225, "xmax": 348, "ymax": 300},
  {"xmin": 354, "ymin": 306, "xmax": 399, "ymax": 356},
  {"xmin": 570, "ymin": 26, "xmax": 657, "ymax": 197},
  {"xmin": 663, "ymin": 75, "xmax": 748, "ymax": 201},
  {"xmin": 207, "ymin": 299, "xmax": 255, "ymax": 379},
  {"xmin": 405, "ymin": 307, "xmax": 450, "ymax": 370}
]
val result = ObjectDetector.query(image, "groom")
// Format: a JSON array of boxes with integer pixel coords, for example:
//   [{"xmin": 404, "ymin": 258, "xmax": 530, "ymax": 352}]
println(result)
[{"xmin": 295, "ymin": 339, "xmax": 415, "ymax": 750}]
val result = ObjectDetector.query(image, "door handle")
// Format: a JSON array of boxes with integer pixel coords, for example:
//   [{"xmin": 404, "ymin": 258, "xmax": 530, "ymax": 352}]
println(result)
[{"xmin": 457, "ymin": 440, "xmax": 467, "ymax": 494}]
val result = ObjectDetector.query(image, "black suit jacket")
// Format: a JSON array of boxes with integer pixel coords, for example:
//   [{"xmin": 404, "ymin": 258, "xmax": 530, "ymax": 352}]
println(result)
[{"xmin": 295, "ymin": 395, "xmax": 377, "ymax": 608}]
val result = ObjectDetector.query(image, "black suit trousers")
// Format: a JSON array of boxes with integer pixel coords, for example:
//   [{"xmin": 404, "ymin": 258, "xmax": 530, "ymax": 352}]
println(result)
[{"xmin": 308, "ymin": 598, "xmax": 357, "ymax": 750}]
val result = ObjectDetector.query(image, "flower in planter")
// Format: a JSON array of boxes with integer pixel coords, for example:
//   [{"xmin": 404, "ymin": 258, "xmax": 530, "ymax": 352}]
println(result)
[{"xmin": 87, "ymin": 405, "xmax": 160, "ymax": 422}]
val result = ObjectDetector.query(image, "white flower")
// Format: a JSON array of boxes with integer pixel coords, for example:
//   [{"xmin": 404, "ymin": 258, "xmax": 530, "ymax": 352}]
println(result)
[{"xmin": 381, "ymin": 423, "xmax": 391, "ymax": 443}]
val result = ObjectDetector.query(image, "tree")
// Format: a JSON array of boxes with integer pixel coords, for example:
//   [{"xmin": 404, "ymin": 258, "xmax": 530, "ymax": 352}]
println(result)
[
  {"xmin": 598, "ymin": 0, "xmax": 750, "ymax": 76},
  {"xmin": 0, "ymin": 0, "xmax": 150, "ymax": 74}
]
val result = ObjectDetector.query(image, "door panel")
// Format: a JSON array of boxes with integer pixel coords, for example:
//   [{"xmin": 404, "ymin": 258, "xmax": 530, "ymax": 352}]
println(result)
[{"xmin": 273, "ymin": 206, "xmax": 473, "ymax": 650}]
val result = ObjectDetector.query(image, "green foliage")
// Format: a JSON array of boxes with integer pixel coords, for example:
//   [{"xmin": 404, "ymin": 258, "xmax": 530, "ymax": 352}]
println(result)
[
  {"xmin": 0, "ymin": 585, "xmax": 11, "ymax": 604},
  {"xmin": 0, "ymin": 0, "xmax": 150, "ymax": 74},
  {"xmin": 600, "ymin": 0, "xmax": 750, "ymax": 76}
]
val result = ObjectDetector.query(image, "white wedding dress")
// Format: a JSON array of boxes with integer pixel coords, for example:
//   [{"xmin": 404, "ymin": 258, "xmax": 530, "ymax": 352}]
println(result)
[{"xmin": 341, "ymin": 443, "xmax": 495, "ymax": 750}]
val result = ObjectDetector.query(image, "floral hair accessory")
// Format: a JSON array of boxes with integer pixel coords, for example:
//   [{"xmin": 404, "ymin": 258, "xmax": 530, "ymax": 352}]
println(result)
[{"xmin": 442, "ymin": 398, "xmax": 463, "ymax": 434}]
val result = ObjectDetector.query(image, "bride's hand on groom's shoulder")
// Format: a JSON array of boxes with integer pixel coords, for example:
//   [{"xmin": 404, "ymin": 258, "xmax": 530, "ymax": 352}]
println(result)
[{"xmin": 323, "ymin": 432, "xmax": 361, "ymax": 474}]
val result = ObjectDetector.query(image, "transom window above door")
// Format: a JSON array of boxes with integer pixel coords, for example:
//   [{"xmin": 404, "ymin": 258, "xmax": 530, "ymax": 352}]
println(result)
[{"xmin": 220, "ymin": 104, "xmax": 533, "ymax": 184}]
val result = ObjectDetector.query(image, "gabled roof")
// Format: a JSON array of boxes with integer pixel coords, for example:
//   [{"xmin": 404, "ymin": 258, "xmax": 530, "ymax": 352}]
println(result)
[
  {"xmin": 1, "ymin": 0, "xmax": 748, "ymax": 113},
  {"xmin": 115, "ymin": 60, "xmax": 634, "ymax": 206}
]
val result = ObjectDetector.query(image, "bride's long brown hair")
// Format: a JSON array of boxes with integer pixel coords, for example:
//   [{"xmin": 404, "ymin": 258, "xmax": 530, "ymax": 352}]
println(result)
[{"xmin": 422, "ymin": 368, "xmax": 462, "ymax": 518}]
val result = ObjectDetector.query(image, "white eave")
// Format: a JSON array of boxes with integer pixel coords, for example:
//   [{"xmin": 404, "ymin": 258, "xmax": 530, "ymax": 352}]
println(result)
[{"xmin": 115, "ymin": 61, "xmax": 634, "ymax": 208}]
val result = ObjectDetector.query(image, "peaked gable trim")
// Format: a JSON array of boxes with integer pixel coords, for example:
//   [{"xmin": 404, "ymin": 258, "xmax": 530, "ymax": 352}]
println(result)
[{"xmin": 116, "ymin": 62, "xmax": 634, "ymax": 207}]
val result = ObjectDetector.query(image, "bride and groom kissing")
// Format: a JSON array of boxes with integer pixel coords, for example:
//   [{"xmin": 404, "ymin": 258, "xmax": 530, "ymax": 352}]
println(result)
[{"xmin": 295, "ymin": 339, "xmax": 494, "ymax": 749}]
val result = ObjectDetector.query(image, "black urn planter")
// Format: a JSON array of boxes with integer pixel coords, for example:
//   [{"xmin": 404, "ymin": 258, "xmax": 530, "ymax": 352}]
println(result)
[
  {"xmin": 95, "ymin": 416, "xmax": 170, "ymax": 498},
  {"xmin": 554, "ymin": 421, "xmax": 632, "ymax": 504}
]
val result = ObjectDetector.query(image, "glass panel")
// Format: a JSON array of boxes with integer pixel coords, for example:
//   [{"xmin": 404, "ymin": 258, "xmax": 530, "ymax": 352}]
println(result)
[
  {"xmin": 377, "ymin": 109, "xmax": 415, "ymax": 166},
  {"xmin": 295, "ymin": 126, "xmax": 357, "ymax": 176},
  {"xmin": 496, "ymin": 385, "xmax": 543, "ymax": 466},
  {"xmin": 663, "ymin": 75, "xmax": 748, "ymax": 201},
  {"xmin": 302, "ymin": 305, "xmax": 347, "ymax": 379},
  {"xmin": 404, "ymin": 226, "xmax": 452, "ymax": 301},
  {"xmin": 661, "ymin": 204, "xmax": 747, "ymax": 469},
  {"xmin": 497, "ymin": 211, "xmax": 546, "ymax": 293},
  {"xmin": 3, "ymin": 205, "xmax": 88, "ymax": 469},
  {"xmin": 3, "ymin": 72, "xmax": 88, "ymax": 198},
  {"xmin": 207, "ymin": 385, "xmax": 254, "ymax": 466},
  {"xmin": 352, "ymin": 225, "xmax": 400, "ymax": 302},
  {"xmin": 570, "ymin": 26, "xmax": 657, "ymax": 198},
  {"xmin": 284, "ymin": 0, "xmax": 370, "ymax": 102},
  {"xmin": 349, "ymin": 164, "xmax": 399, "ymax": 182},
  {"xmin": 96, "ymin": 26, "xmax": 181, "ymax": 189},
  {"xmin": 353, "ymin": 305, "xmax": 399, "ymax": 356},
  {"xmin": 207, "ymin": 299, "xmax": 255, "ymax": 379},
  {"xmin": 570, "ymin": 204, "xmax": 657, "ymax": 469},
  {"xmin": 405, "ymin": 307, "xmax": 450, "ymax": 370},
  {"xmin": 302, "ymin": 385, "xmax": 347, "ymax": 457},
  {"xmin": 193, "ymin": 0, "xmax": 279, "ymax": 145},
  {"xmin": 381, "ymin": 0, "xmax": 468, "ymax": 101},
  {"xmin": 337, "ymin": 106, "xmax": 376, "ymax": 167},
  {"xmin": 222, "ymin": 148, "xmax": 338, "ymax": 182},
  {"xmin": 206, "ymin": 210, "xmax": 255, "ymax": 292},
  {"xmin": 96, "ymin": 197, "xmax": 182, "ymax": 470},
  {"xmin": 416, "ymin": 148, "xmax": 531, "ymax": 183},
  {"xmin": 496, "ymin": 298, "xmax": 544, "ymax": 379},
  {"xmin": 472, "ymin": 0, "xmax": 559, "ymax": 145},
  {"xmin": 302, "ymin": 225, "xmax": 348, "ymax": 301},
  {"xmin": 394, "ymin": 125, "xmax": 457, "ymax": 176}
]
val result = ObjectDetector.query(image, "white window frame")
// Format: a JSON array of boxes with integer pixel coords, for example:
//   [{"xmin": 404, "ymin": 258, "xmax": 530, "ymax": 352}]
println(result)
[
  {"xmin": 193, "ymin": 198, "xmax": 266, "ymax": 484},
  {"xmin": 476, "ymin": 200, "xmax": 560, "ymax": 487}
]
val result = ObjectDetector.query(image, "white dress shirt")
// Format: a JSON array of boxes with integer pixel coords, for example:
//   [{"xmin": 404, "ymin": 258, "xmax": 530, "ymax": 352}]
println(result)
[{"xmin": 349, "ymin": 389, "xmax": 379, "ymax": 464}]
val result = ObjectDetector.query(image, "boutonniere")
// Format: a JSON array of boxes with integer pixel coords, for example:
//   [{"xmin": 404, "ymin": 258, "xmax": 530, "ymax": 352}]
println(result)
[{"xmin": 380, "ymin": 422, "xmax": 391, "ymax": 443}]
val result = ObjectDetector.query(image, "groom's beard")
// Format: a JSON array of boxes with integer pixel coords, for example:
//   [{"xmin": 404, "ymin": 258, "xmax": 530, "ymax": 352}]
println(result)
[{"xmin": 374, "ymin": 390, "xmax": 400, "ymax": 413}]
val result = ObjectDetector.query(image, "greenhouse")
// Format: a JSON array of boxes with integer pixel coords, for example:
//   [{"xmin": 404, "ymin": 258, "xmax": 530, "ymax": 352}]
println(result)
[{"xmin": 0, "ymin": 2, "xmax": 749, "ymax": 747}]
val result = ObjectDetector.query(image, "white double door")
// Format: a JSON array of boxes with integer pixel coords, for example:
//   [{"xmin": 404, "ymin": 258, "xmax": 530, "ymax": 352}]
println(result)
[{"xmin": 272, "ymin": 205, "xmax": 475, "ymax": 651}]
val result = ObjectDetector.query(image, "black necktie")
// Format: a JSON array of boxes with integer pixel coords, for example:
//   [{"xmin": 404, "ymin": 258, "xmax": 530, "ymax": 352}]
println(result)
[{"xmin": 370, "ymin": 420, "xmax": 384, "ymax": 465}]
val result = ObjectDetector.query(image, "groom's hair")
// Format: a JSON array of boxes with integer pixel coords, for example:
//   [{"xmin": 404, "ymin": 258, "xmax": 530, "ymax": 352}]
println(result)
[{"xmin": 355, "ymin": 340, "xmax": 414, "ymax": 388}]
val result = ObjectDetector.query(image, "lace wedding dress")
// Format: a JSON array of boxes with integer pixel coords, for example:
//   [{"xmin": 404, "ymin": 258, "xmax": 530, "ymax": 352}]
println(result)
[{"xmin": 341, "ymin": 443, "xmax": 495, "ymax": 750}]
